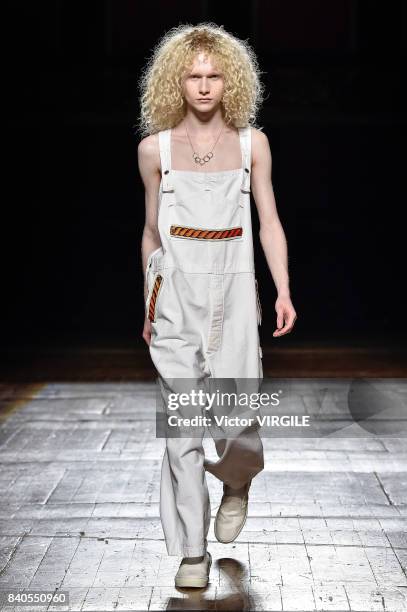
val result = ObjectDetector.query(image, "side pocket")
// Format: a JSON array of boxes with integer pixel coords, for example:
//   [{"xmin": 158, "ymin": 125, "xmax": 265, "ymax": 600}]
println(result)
[
  {"xmin": 255, "ymin": 278, "xmax": 262, "ymax": 326},
  {"xmin": 147, "ymin": 273, "xmax": 164, "ymax": 322},
  {"xmin": 145, "ymin": 246, "xmax": 164, "ymax": 312},
  {"xmin": 145, "ymin": 246, "xmax": 163, "ymax": 280}
]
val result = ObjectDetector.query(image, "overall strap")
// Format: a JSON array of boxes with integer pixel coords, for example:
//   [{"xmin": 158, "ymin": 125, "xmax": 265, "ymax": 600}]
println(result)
[
  {"xmin": 239, "ymin": 126, "xmax": 252, "ymax": 194},
  {"xmin": 158, "ymin": 129, "xmax": 174, "ymax": 193}
]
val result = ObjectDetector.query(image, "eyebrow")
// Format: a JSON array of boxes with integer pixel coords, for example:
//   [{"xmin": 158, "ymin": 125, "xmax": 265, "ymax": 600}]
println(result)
[{"xmin": 188, "ymin": 71, "xmax": 222, "ymax": 76}]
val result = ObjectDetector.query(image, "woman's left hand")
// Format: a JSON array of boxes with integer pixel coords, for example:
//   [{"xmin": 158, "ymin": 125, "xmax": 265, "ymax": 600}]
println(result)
[{"xmin": 273, "ymin": 295, "xmax": 297, "ymax": 337}]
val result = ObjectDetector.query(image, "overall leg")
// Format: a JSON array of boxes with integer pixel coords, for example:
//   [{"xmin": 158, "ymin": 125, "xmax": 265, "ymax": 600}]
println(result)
[
  {"xmin": 158, "ymin": 375, "xmax": 211, "ymax": 557},
  {"xmin": 203, "ymin": 273, "xmax": 264, "ymax": 489},
  {"xmin": 149, "ymin": 270, "xmax": 212, "ymax": 557}
]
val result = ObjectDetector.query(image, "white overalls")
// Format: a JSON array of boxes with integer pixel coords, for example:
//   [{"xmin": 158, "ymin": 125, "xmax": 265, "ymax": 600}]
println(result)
[{"xmin": 145, "ymin": 126, "xmax": 264, "ymax": 557}]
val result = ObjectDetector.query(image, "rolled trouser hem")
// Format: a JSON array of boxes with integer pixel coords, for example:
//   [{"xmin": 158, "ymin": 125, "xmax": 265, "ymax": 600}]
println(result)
[{"xmin": 166, "ymin": 543, "xmax": 208, "ymax": 557}]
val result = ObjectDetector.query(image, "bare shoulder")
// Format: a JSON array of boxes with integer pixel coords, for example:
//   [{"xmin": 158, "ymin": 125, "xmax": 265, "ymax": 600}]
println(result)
[
  {"xmin": 250, "ymin": 127, "xmax": 270, "ymax": 150},
  {"xmin": 250, "ymin": 127, "xmax": 271, "ymax": 167},
  {"xmin": 137, "ymin": 133, "xmax": 162, "ymax": 188},
  {"xmin": 138, "ymin": 133, "xmax": 160, "ymax": 165}
]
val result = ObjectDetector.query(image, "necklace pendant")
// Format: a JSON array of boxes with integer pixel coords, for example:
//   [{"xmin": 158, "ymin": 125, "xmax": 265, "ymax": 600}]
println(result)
[
  {"xmin": 192, "ymin": 150, "xmax": 213, "ymax": 166},
  {"xmin": 185, "ymin": 123, "xmax": 224, "ymax": 168}
]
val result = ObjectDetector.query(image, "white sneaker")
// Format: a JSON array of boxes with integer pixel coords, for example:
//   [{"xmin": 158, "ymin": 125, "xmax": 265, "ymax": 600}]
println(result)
[
  {"xmin": 174, "ymin": 551, "xmax": 212, "ymax": 588},
  {"xmin": 214, "ymin": 481, "xmax": 250, "ymax": 544}
]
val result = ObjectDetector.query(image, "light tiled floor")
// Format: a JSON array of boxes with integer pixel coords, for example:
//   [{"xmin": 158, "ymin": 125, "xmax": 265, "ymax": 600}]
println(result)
[{"xmin": 0, "ymin": 380, "xmax": 406, "ymax": 611}]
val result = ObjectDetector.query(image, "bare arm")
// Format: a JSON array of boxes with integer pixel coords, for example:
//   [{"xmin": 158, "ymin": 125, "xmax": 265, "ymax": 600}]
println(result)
[
  {"xmin": 137, "ymin": 133, "xmax": 162, "ymax": 314},
  {"xmin": 251, "ymin": 128, "xmax": 297, "ymax": 336}
]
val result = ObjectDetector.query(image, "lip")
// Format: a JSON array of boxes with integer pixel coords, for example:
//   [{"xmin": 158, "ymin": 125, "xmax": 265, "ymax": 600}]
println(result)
[{"xmin": 197, "ymin": 99, "xmax": 212, "ymax": 102}]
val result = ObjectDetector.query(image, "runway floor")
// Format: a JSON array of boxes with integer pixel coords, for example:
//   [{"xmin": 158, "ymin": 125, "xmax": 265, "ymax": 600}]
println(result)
[{"xmin": 0, "ymin": 374, "xmax": 406, "ymax": 611}]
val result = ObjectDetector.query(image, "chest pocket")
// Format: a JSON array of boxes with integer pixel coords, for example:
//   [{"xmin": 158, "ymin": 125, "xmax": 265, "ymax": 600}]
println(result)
[{"xmin": 168, "ymin": 192, "xmax": 244, "ymax": 241}]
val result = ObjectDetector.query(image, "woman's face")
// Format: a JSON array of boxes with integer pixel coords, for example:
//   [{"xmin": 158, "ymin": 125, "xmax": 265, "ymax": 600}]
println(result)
[{"xmin": 181, "ymin": 51, "xmax": 225, "ymax": 114}]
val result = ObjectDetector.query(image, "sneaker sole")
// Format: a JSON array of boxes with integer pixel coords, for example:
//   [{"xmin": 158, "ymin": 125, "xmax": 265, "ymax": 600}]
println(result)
[
  {"xmin": 174, "ymin": 554, "xmax": 212, "ymax": 588},
  {"xmin": 214, "ymin": 500, "xmax": 249, "ymax": 544}
]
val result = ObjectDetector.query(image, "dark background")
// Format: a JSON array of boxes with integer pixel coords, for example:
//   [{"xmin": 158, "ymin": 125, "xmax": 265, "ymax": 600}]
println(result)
[{"xmin": 3, "ymin": 0, "xmax": 406, "ymax": 354}]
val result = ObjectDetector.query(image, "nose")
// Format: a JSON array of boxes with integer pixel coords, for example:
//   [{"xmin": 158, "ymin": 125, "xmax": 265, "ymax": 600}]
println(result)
[{"xmin": 199, "ymin": 77, "xmax": 210, "ymax": 94}]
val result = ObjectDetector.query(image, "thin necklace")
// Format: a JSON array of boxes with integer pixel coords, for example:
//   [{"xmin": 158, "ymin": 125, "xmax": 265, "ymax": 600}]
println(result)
[{"xmin": 184, "ymin": 123, "xmax": 225, "ymax": 166}]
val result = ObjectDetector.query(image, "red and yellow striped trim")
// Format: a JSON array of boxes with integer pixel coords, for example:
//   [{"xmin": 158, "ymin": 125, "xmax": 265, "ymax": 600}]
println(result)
[
  {"xmin": 147, "ymin": 274, "xmax": 163, "ymax": 322},
  {"xmin": 170, "ymin": 225, "xmax": 243, "ymax": 240}
]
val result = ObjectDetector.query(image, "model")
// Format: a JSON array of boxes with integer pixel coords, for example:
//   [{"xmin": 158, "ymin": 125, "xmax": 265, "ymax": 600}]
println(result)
[{"xmin": 137, "ymin": 22, "xmax": 297, "ymax": 589}]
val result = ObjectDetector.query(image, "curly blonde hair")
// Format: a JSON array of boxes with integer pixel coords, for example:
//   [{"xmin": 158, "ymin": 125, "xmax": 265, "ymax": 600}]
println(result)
[{"xmin": 136, "ymin": 22, "xmax": 266, "ymax": 136}]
